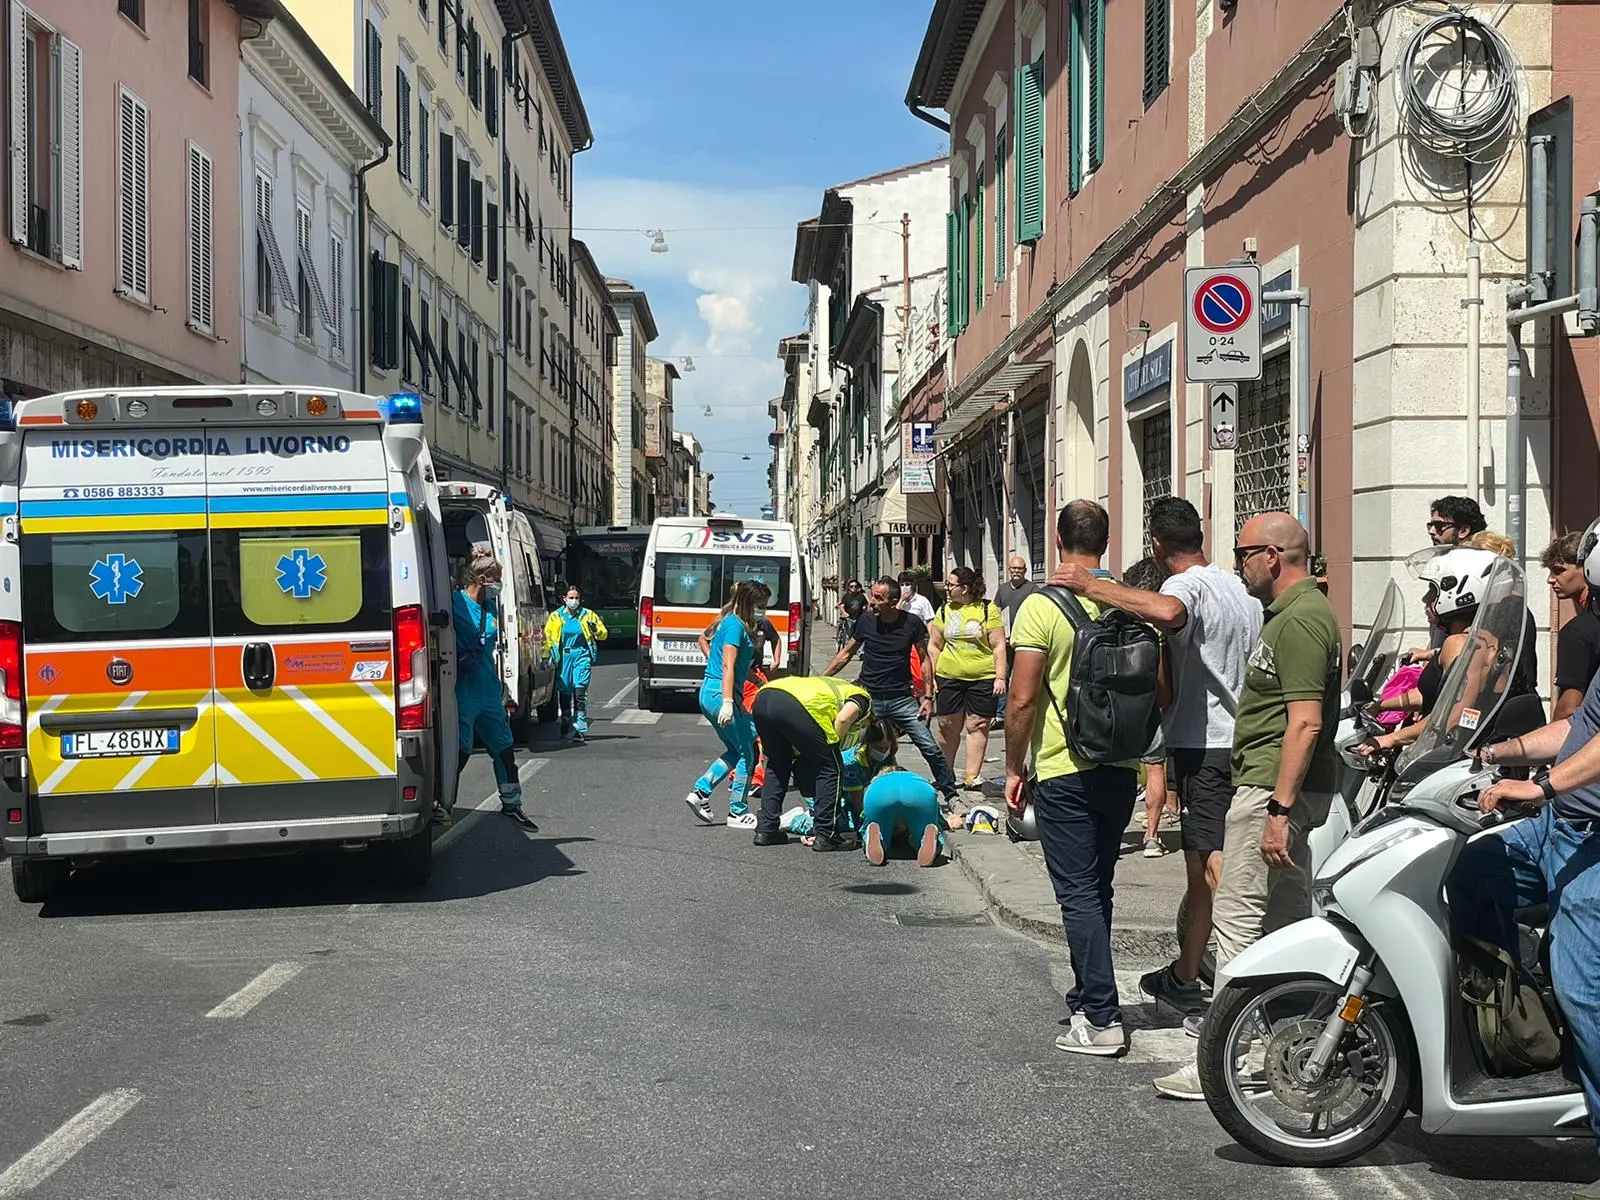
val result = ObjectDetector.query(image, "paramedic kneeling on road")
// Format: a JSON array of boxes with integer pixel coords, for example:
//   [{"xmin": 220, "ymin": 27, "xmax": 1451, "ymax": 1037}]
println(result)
[
  {"xmin": 454, "ymin": 548, "xmax": 536, "ymax": 829},
  {"xmin": 546, "ymin": 586, "xmax": 608, "ymax": 742},
  {"xmin": 1463, "ymin": 523, "xmax": 1600, "ymax": 1174}
]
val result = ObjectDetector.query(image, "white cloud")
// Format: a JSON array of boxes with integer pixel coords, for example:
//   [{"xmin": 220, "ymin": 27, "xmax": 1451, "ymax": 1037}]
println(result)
[{"xmin": 576, "ymin": 176, "xmax": 816, "ymax": 513}]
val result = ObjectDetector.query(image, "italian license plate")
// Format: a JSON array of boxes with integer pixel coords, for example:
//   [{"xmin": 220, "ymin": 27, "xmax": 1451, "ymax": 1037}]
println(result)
[
  {"xmin": 655, "ymin": 639, "xmax": 705, "ymax": 667},
  {"xmin": 61, "ymin": 728, "xmax": 180, "ymax": 759}
]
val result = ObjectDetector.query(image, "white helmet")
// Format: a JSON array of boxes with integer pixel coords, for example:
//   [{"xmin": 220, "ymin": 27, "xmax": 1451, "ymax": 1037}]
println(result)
[
  {"xmin": 1580, "ymin": 518, "xmax": 1600, "ymax": 593},
  {"xmin": 1419, "ymin": 547, "xmax": 1500, "ymax": 623}
]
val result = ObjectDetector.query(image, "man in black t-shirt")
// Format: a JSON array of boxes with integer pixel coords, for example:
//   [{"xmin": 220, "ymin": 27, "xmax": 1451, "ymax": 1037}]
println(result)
[
  {"xmin": 837, "ymin": 580, "xmax": 867, "ymax": 649},
  {"xmin": 822, "ymin": 576, "xmax": 962, "ymax": 809},
  {"xmin": 1544, "ymin": 531, "xmax": 1600, "ymax": 720}
]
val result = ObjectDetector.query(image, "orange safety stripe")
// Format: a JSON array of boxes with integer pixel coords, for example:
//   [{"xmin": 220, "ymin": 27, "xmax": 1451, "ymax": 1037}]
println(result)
[
  {"xmin": 213, "ymin": 640, "xmax": 392, "ymax": 689},
  {"xmin": 651, "ymin": 607, "xmax": 792, "ymax": 634},
  {"xmin": 25, "ymin": 645, "xmax": 212, "ymax": 696}
]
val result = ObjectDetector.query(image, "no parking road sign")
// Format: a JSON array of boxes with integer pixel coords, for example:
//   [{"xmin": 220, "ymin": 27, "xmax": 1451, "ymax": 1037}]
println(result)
[{"xmin": 1184, "ymin": 264, "xmax": 1262, "ymax": 382}]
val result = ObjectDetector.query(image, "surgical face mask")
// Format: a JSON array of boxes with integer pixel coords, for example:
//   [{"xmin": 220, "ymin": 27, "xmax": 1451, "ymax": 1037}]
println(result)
[
  {"xmin": 565, "ymin": 598, "xmax": 580, "ymax": 612},
  {"xmin": 869, "ymin": 745, "xmax": 891, "ymax": 765}
]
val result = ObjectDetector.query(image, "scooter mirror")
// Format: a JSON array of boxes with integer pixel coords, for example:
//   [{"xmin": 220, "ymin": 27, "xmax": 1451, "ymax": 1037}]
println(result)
[{"xmin": 1348, "ymin": 678, "xmax": 1374, "ymax": 706}]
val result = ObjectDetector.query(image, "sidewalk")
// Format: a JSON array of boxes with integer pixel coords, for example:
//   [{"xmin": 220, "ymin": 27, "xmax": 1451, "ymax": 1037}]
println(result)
[{"xmin": 808, "ymin": 616, "xmax": 1186, "ymax": 960}]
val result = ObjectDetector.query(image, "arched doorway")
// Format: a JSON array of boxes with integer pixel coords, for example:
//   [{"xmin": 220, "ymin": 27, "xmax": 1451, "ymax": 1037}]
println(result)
[{"xmin": 1062, "ymin": 340, "xmax": 1096, "ymax": 503}]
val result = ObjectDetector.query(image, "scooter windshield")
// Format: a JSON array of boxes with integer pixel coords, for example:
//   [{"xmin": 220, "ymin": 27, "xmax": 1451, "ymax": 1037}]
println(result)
[
  {"xmin": 1395, "ymin": 556, "xmax": 1526, "ymax": 782},
  {"xmin": 1347, "ymin": 580, "xmax": 1405, "ymax": 698}
]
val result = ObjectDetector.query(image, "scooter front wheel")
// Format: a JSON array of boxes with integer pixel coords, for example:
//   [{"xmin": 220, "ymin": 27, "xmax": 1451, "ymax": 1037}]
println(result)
[{"xmin": 1199, "ymin": 976, "xmax": 1414, "ymax": 1167}]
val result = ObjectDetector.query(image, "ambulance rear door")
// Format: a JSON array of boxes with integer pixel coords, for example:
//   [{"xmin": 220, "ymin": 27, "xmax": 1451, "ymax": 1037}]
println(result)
[
  {"xmin": 17, "ymin": 423, "xmax": 220, "ymax": 833},
  {"xmin": 206, "ymin": 421, "xmax": 399, "ymax": 823}
]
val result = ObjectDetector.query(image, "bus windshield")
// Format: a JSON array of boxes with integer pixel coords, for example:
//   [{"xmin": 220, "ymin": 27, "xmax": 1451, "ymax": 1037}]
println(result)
[{"xmin": 566, "ymin": 527, "xmax": 649, "ymax": 617}]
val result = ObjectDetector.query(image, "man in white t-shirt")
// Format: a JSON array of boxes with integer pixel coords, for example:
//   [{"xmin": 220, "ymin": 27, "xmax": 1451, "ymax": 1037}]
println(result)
[
  {"xmin": 1052, "ymin": 496, "xmax": 1262, "ymax": 1028},
  {"xmin": 897, "ymin": 571, "xmax": 936, "ymax": 623}
]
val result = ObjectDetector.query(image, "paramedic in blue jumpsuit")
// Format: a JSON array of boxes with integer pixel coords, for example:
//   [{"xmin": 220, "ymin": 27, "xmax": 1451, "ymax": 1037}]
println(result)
[
  {"xmin": 545, "ymin": 586, "xmax": 608, "ymax": 741},
  {"xmin": 451, "ymin": 548, "xmax": 536, "ymax": 829},
  {"xmin": 684, "ymin": 580, "xmax": 764, "ymax": 828}
]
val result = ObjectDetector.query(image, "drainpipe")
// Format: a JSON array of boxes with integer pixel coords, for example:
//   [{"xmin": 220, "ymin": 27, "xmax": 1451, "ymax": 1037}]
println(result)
[
  {"xmin": 354, "ymin": 135, "xmax": 392, "ymax": 393},
  {"xmin": 907, "ymin": 103, "xmax": 951, "ymax": 133},
  {"xmin": 1464, "ymin": 242, "xmax": 1482, "ymax": 504}
]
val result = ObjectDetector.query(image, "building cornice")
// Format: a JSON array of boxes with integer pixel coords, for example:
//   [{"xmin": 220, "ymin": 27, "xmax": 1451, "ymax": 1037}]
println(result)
[
  {"xmin": 243, "ymin": 8, "xmax": 390, "ymax": 166},
  {"xmin": 905, "ymin": 0, "xmax": 988, "ymax": 112}
]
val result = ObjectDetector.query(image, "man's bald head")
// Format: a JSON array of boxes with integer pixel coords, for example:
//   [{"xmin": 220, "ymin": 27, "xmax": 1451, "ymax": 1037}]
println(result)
[{"xmin": 1255, "ymin": 513, "xmax": 1309, "ymax": 563}]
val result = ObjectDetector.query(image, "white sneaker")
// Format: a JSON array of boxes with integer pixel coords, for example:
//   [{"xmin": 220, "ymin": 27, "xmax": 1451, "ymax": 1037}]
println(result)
[
  {"xmin": 1054, "ymin": 1020, "xmax": 1127, "ymax": 1057},
  {"xmin": 1142, "ymin": 837, "xmax": 1167, "ymax": 858},
  {"xmin": 1153, "ymin": 1060, "xmax": 1205, "ymax": 1100},
  {"xmin": 684, "ymin": 792, "xmax": 715, "ymax": 824},
  {"xmin": 726, "ymin": 811, "xmax": 758, "ymax": 830}
]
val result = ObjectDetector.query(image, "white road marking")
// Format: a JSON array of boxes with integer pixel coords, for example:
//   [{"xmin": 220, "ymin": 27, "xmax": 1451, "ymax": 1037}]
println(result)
[
  {"xmin": 0, "ymin": 1088, "xmax": 143, "ymax": 1197},
  {"xmin": 433, "ymin": 758, "xmax": 548, "ymax": 853},
  {"xmin": 611, "ymin": 709, "xmax": 661, "ymax": 725},
  {"xmin": 204, "ymin": 961, "xmax": 305, "ymax": 1019},
  {"xmin": 603, "ymin": 679, "xmax": 636, "ymax": 709}
]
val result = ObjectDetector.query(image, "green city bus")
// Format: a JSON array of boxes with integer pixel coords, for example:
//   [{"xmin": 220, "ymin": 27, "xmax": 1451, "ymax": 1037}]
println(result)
[{"xmin": 565, "ymin": 526, "xmax": 650, "ymax": 644}]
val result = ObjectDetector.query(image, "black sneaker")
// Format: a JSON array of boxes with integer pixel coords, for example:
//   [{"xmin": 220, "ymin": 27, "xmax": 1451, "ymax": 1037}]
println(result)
[
  {"xmin": 812, "ymin": 832, "xmax": 861, "ymax": 853},
  {"xmin": 752, "ymin": 830, "xmax": 790, "ymax": 847},
  {"xmin": 501, "ymin": 805, "xmax": 539, "ymax": 831},
  {"xmin": 1139, "ymin": 962, "xmax": 1205, "ymax": 1013}
]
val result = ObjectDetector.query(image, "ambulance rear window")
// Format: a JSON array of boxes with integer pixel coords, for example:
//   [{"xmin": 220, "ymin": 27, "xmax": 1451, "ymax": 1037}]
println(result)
[
  {"xmin": 21, "ymin": 531, "xmax": 209, "ymax": 643},
  {"xmin": 656, "ymin": 553, "xmax": 718, "ymax": 607},
  {"xmin": 211, "ymin": 526, "xmax": 391, "ymax": 636}
]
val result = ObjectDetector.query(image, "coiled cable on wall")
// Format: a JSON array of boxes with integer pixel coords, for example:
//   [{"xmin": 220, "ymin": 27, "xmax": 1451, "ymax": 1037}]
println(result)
[{"xmin": 1394, "ymin": 5, "xmax": 1522, "ymax": 166}]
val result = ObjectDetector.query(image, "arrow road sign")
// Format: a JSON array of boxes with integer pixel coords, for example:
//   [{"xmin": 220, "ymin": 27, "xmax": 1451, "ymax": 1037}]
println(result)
[
  {"xmin": 1209, "ymin": 382, "xmax": 1240, "ymax": 451},
  {"xmin": 1185, "ymin": 264, "xmax": 1262, "ymax": 382}
]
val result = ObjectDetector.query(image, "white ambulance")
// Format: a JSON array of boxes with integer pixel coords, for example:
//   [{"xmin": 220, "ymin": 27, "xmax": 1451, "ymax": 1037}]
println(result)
[
  {"xmin": 0, "ymin": 387, "xmax": 459, "ymax": 904},
  {"xmin": 436, "ymin": 481, "xmax": 557, "ymax": 737},
  {"xmin": 636, "ymin": 515, "xmax": 811, "ymax": 710}
]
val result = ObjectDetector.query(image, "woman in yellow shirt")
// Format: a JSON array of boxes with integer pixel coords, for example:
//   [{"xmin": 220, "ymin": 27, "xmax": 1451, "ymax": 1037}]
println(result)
[{"xmin": 928, "ymin": 566, "xmax": 1007, "ymax": 792}]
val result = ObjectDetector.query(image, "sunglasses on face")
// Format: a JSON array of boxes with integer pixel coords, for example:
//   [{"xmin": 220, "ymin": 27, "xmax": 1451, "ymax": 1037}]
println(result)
[
  {"xmin": 1233, "ymin": 545, "xmax": 1280, "ymax": 565},
  {"xmin": 1426, "ymin": 521, "xmax": 1456, "ymax": 535}
]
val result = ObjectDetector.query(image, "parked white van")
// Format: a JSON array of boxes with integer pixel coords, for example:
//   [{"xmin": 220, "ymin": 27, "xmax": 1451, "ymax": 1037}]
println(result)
[
  {"xmin": 636, "ymin": 515, "xmax": 810, "ymax": 710},
  {"xmin": 0, "ymin": 387, "xmax": 461, "ymax": 904},
  {"xmin": 436, "ymin": 482, "xmax": 557, "ymax": 736}
]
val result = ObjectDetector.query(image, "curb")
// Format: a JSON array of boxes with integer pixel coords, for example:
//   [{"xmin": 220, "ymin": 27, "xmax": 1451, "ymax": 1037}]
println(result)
[{"xmin": 951, "ymin": 839, "xmax": 1180, "ymax": 962}]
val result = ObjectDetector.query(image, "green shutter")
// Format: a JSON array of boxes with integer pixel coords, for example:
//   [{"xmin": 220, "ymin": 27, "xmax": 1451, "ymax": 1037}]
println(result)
[
  {"xmin": 958, "ymin": 192, "xmax": 971, "ymax": 331},
  {"xmin": 995, "ymin": 136, "xmax": 1007, "ymax": 282},
  {"xmin": 1069, "ymin": 2, "xmax": 1082, "ymax": 197},
  {"xmin": 1143, "ymin": 0, "xmax": 1170, "ymax": 110},
  {"xmin": 975, "ymin": 168, "xmax": 985, "ymax": 312},
  {"xmin": 945, "ymin": 209, "xmax": 957, "ymax": 336},
  {"xmin": 1015, "ymin": 57, "xmax": 1045, "ymax": 243},
  {"xmin": 1090, "ymin": 0, "xmax": 1106, "ymax": 168}
]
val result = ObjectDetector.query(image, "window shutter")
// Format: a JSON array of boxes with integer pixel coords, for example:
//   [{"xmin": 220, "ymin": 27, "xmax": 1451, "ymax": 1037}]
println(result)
[
  {"xmin": 958, "ymin": 192, "xmax": 970, "ymax": 332},
  {"xmin": 1089, "ymin": 0, "xmax": 1106, "ymax": 169},
  {"xmin": 365, "ymin": 23, "xmax": 383, "ymax": 119},
  {"xmin": 117, "ymin": 89, "xmax": 150, "ymax": 299},
  {"xmin": 396, "ymin": 69, "xmax": 411, "ymax": 178},
  {"xmin": 456, "ymin": 160, "xmax": 470, "ymax": 247},
  {"xmin": 945, "ymin": 209, "xmax": 956, "ymax": 335},
  {"xmin": 487, "ymin": 202, "xmax": 499, "ymax": 282},
  {"xmin": 485, "ymin": 59, "xmax": 497, "ymax": 136},
  {"xmin": 8, "ymin": 1, "xmax": 27, "ymax": 245},
  {"xmin": 994, "ymin": 135, "xmax": 1007, "ymax": 282},
  {"xmin": 186, "ymin": 145, "xmax": 213, "ymax": 332},
  {"xmin": 329, "ymin": 235, "xmax": 345, "ymax": 355},
  {"xmin": 56, "ymin": 36, "xmax": 83, "ymax": 268},
  {"xmin": 1068, "ymin": 2, "xmax": 1083, "ymax": 196},
  {"xmin": 470, "ymin": 178, "xmax": 483, "ymax": 262},
  {"xmin": 1015, "ymin": 58, "xmax": 1045, "ymax": 243},
  {"xmin": 297, "ymin": 206, "xmax": 332, "ymax": 330},
  {"xmin": 256, "ymin": 175, "xmax": 295, "ymax": 310},
  {"xmin": 369, "ymin": 251, "xmax": 384, "ymax": 364},
  {"xmin": 438, "ymin": 131, "xmax": 453, "ymax": 227},
  {"xmin": 975, "ymin": 169, "xmax": 985, "ymax": 312},
  {"xmin": 1143, "ymin": 0, "xmax": 1170, "ymax": 110}
]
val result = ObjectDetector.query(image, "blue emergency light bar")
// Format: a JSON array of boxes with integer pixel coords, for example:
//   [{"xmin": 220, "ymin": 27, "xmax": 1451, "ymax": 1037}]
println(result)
[{"xmin": 382, "ymin": 392, "xmax": 424, "ymax": 423}]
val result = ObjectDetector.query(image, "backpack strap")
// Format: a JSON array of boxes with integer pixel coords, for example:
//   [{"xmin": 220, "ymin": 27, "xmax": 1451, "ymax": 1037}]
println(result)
[{"xmin": 1036, "ymin": 584, "xmax": 1095, "ymax": 634}]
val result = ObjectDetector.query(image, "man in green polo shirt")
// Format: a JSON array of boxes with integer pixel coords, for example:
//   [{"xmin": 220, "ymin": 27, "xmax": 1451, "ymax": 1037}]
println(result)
[
  {"xmin": 1154, "ymin": 511, "xmax": 1340, "ymax": 1101},
  {"xmin": 1217, "ymin": 512, "xmax": 1341, "ymax": 969}
]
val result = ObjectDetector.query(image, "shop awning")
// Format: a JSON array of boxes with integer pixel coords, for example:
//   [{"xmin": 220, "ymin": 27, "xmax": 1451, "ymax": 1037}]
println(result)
[
  {"xmin": 877, "ymin": 488, "xmax": 942, "ymax": 537},
  {"xmin": 530, "ymin": 516, "xmax": 567, "ymax": 560}
]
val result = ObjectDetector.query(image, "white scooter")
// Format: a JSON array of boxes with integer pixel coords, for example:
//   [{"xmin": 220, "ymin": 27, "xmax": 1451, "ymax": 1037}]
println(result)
[{"xmin": 1198, "ymin": 557, "xmax": 1583, "ymax": 1165}]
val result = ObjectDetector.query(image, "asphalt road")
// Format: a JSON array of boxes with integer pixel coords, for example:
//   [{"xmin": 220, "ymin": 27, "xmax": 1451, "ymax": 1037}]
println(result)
[{"xmin": 1, "ymin": 650, "xmax": 1595, "ymax": 1199}]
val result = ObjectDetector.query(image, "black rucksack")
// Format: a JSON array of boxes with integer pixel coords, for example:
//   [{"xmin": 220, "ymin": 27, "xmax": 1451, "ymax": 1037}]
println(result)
[{"xmin": 1036, "ymin": 586, "xmax": 1162, "ymax": 764}]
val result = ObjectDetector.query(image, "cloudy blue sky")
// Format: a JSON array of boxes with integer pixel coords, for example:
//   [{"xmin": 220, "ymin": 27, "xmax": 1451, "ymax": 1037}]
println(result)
[{"xmin": 558, "ymin": 0, "xmax": 946, "ymax": 515}]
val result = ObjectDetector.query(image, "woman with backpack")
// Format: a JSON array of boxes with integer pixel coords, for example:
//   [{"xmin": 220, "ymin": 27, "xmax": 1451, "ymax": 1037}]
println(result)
[{"xmin": 928, "ymin": 566, "xmax": 1007, "ymax": 793}]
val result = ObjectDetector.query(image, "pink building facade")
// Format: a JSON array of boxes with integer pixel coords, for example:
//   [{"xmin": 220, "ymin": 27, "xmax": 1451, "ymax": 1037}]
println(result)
[{"xmin": 3, "ymin": 0, "xmax": 265, "ymax": 401}]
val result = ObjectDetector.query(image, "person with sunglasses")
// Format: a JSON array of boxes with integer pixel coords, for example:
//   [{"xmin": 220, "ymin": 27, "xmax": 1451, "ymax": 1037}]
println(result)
[
  {"xmin": 1153, "ymin": 512, "xmax": 1340, "ymax": 1100},
  {"xmin": 1413, "ymin": 497, "xmax": 1489, "ymax": 661}
]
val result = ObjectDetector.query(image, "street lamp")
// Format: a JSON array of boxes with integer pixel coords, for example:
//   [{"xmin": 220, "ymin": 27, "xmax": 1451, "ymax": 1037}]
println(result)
[{"xmin": 647, "ymin": 229, "xmax": 669, "ymax": 254}]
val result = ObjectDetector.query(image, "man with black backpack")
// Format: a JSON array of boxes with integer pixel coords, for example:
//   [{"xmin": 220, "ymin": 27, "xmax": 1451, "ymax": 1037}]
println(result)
[{"xmin": 1005, "ymin": 500, "xmax": 1163, "ymax": 1058}]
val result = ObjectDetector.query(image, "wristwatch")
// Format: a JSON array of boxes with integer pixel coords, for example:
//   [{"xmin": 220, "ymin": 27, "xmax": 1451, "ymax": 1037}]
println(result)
[
  {"xmin": 1539, "ymin": 776, "xmax": 1558, "ymax": 803},
  {"xmin": 1266, "ymin": 798, "xmax": 1295, "ymax": 818}
]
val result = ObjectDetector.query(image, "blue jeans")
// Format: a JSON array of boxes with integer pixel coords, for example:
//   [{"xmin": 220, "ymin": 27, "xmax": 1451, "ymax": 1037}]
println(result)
[
  {"xmin": 1033, "ymin": 767, "xmax": 1138, "ymax": 1028},
  {"xmin": 695, "ymin": 682, "xmax": 757, "ymax": 816},
  {"xmin": 870, "ymin": 693, "xmax": 961, "ymax": 802},
  {"xmin": 1451, "ymin": 805, "xmax": 1600, "ymax": 1149}
]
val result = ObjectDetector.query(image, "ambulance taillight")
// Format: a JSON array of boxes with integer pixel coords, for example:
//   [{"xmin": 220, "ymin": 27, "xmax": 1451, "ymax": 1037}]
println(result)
[
  {"xmin": 0, "ymin": 620, "xmax": 24, "ymax": 749},
  {"xmin": 394, "ymin": 605, "xmax": 429, "ymax": 731},
  {"xmin": 638, "ymin": 597, "xmax": 653, "ymax": 650},
  {"xmin": 788, "ymin": 603, "xmax": 802, "ymax": 659}
]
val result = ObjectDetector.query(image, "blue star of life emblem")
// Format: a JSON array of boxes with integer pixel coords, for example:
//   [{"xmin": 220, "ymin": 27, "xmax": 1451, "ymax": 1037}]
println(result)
[
  {"xmin": 276, "ymin": 548, "xmax": 328, "ymax": 599},
  {"xmin": 679, "ymin": 573, "xmax": 698, "ymax": 591},
  {"xmin": 89, "ymin": 554, "xmax": 144, "ymax": 605}
]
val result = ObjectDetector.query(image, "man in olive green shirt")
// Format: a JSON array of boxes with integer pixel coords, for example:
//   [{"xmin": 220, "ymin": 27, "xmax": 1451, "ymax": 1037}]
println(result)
[{"xmin": 1215, "ymin": 512, "xmax": 1341, "ymax": 977}]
